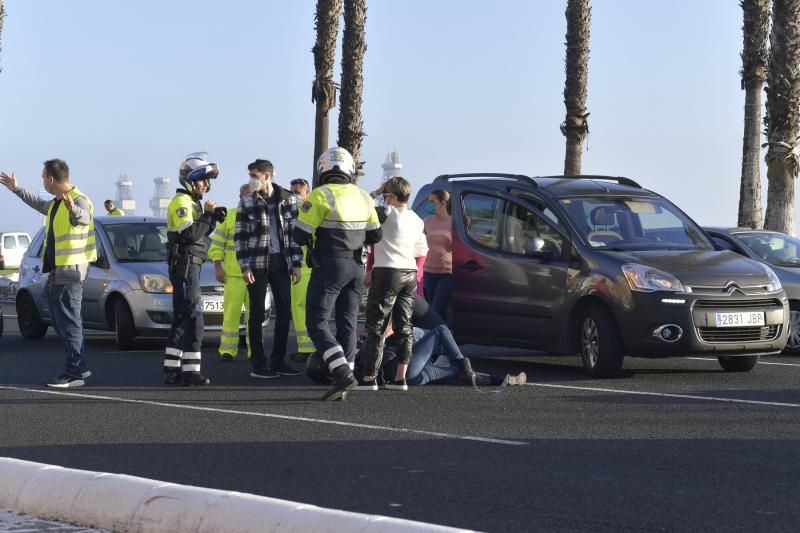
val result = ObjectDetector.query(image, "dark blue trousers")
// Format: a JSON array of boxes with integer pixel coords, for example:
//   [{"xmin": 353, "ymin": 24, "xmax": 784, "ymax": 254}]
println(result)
[{"xmin": 164, "ymin": 264, "xmax": 204, "ymax": 374}]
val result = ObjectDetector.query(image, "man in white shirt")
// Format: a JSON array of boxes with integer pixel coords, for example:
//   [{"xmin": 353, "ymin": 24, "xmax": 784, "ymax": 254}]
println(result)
[{"xmin": 359, "ymin": 177, "xmax": 427, "ymax": 391}]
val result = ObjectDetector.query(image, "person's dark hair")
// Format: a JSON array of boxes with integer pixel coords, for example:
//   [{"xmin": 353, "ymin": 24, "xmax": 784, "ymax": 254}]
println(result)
[
  {"xmin": 248, "ymin": 159, "xmax": 274, "ymax": 176},
  {"xmin": 384, "ymin": 176, "xmax": 412, "ymax": 203},
  {"xmin": 430, "ymin": 189, "xmax": 451, "ymax": 215},
  {"xmin": 43, "ymin": 159, "xmax": 69, "ymax": 183},
  {"xmin": 104, "ymin": 199, "xmax": 113, "ymax": 206}
]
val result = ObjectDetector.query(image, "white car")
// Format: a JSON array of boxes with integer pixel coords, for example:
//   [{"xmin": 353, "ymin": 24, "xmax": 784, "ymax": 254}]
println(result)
[{"xmin": 0, "ymin": 232, "xmax": 32, "ymax": 269}]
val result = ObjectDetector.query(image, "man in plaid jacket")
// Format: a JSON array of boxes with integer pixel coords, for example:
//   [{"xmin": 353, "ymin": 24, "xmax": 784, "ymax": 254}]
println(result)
[{"xmin": 235, "ymin": 159, "xmax": 303, "ymax": 378}]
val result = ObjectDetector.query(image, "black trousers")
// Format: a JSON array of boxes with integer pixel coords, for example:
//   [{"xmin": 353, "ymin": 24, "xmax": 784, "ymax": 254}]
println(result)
[
  {"xmin": 305, "ymin": 257, "xmax": 364, "ymax": 374},
  {"xmin": 247, "ymin": 255, "xmax": 292, "ymax": 371},
  {"xmin": 361, "ymin": 268, "xmax": 418, "ymax": 376},
  {"xmin": 165, "ymin": 264, "xmax": 204, "ymax": 373}
]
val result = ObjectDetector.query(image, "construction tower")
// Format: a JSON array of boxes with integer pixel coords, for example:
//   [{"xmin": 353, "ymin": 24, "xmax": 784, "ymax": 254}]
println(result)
[
  {"xmin": 149, "ymin": 177, "xmax": 171, "ymax": 217},
  {"xmin": 115, "ymin": 174, "xmax": 136, "ymax": 215}
]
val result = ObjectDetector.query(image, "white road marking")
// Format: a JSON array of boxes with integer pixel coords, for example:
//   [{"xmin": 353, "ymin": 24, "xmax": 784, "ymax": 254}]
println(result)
[
  {"xmin": 523, "ymin": 382, "xmax": 800, "ymax": 408},
  {"xmin": 0, "ymin": 385, "xmax": 529, "ymax": 447},
  {"xmin": 687, "ymin": 356, "xmax": 800, "ymax": 368}
]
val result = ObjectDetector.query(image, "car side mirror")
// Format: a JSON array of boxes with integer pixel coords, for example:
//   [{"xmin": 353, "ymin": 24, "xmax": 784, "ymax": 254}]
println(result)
[
  {"xmin": 92, "ymin": 254, "xmax": 109, "ymax": 269},
  {"xmin": 524, "ymin": 236, "xmax": 552, "ymax": 260}
]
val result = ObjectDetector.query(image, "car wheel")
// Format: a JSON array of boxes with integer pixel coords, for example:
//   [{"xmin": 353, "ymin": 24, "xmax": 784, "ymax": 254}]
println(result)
[
  {"xmin": 783, "ymin": 303, "xmax": 800, "ymax": 355},
  {"xmin": 717, "ymin": 355, "xmax": 759, "ymax": 372},
  {"xmin": 16, "ymin": 292, "xmax": 47, "ymax": 340},
  {"xmin": 114, "ymin": 297, "xmax": 137, "ymax": 351},
  {"xmin": 0, "ymin": 308, "xmax": 4, "ymax": 340},
  {"xmin": 580, "ymin": 306, "xmax": 625, "ymax": 378}
]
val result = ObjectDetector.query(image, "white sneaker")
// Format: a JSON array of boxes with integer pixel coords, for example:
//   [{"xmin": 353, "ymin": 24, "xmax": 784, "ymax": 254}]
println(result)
[{"xmin": 82, "ymin": 371, "xmax": 92, "ymax": 379}]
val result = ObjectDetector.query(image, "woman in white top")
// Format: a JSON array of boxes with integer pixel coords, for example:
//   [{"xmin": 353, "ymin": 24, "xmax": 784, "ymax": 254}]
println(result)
[{"xmin": 359, "ymin": 177, "xmax": 428, "ymax": 391}]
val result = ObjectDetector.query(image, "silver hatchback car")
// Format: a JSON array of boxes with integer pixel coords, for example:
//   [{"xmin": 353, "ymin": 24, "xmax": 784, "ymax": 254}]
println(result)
[{"xmin": 15, "ymin": 216, "xmax": 270, "ymax": 350}]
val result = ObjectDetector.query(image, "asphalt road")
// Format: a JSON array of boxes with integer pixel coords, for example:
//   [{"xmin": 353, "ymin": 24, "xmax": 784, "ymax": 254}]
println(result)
[{"xmin": 1, "ymin": 303, "xmax": 800, "ymax": 532}]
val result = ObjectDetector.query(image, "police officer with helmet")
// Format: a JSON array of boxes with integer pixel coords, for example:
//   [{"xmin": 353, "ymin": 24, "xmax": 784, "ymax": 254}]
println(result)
[
  {"xmin": 294, "ymin": 147, "xmax": 382, "ymax": 401},
  {"xmin": 163, "ymin": 152, "xmax": 225, "ymax": 386}
]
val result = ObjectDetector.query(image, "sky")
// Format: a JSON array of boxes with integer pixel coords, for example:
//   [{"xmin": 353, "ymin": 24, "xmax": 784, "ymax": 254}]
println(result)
[{"xmin": 0, "ymin": 0, "xmax": 764, "ymax": 235}]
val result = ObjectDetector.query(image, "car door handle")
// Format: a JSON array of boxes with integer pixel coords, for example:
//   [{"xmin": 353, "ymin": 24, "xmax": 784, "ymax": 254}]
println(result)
[{"xmin": 461, "ymin": 260, "xmax": 483, "ymax": 272}]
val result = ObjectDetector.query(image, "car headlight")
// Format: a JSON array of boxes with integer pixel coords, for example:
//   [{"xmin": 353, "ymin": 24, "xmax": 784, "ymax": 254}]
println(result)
[
  {"xmin": 622, "ymin": 263, "xmax": 686, "ymax": 293},
  {"xmin": 139, "ymin": 274, "xmax": 173, "ymax": 294},
  {"xmin": 762, "ymin": 265, "xmax": 783, "ymax": 292}
]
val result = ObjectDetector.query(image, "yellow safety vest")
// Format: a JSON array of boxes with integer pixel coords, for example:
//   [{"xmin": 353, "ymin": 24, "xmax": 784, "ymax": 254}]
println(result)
[
  {"xmin": 208, "ymin": 207, "xmax": 243, "ymax": 278},
  {"xmin": 108, "ymin": 207, "xmax": 124, "ymax": 216},
  {"xmin": 295, "ymin": 182, "xmax": 380, "ymax": 254},
  {"xmin": 44, "ymin": 186, "xmax": 97, "ymax": 266}
]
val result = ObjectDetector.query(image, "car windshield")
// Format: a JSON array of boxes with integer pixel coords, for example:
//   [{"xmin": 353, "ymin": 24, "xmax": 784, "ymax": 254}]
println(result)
[
  {"xmin": 737, "ymin": 232, "xmax": 800, "ymax": 268},
  {"xmin": 559, "ymin": 196, "xmax": 713, "ymax": 251},
  {"xmin": 103, "ymin": 222, "xmax": 168, "ymax": 263}
]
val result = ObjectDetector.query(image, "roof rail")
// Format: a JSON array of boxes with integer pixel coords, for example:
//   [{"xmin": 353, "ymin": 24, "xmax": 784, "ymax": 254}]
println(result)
[
  {"xmin": 433, "ymin": 173, "xmax": 538, "ymax": 188},
  {"xmin": 539, "ymin": 175, "xmax": 642, "ymax": 189}
]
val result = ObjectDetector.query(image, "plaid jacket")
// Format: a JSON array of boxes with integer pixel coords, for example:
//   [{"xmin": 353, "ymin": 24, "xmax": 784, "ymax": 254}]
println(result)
[{"xmin": 234, "ymin": 185, "xmax": 303, "ymax": 274}]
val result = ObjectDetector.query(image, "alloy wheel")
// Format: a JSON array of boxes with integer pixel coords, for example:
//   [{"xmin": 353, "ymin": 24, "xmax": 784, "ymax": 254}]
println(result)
[
  {"xmin": 582, "ymin": 317, "xmax": 599, "ymax": 368},
  {"xmin": 787, "ymin": 310, "xmax": 800, "ymax": 351}
]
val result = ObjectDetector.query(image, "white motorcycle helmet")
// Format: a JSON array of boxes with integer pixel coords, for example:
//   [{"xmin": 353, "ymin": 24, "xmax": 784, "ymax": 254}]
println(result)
[
  {"xmin": 179, "ymin": 152, "xmax": 219, "ymax": 196},
  {"xmin": 317, "ymin": 147, "xmax": 356, "ymax": 183}
]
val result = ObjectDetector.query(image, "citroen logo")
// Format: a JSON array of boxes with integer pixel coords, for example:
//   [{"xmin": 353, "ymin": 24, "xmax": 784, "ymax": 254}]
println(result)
[{"xmin": 723, "ymin": 281, "xmax": 745, "ymax": 296}]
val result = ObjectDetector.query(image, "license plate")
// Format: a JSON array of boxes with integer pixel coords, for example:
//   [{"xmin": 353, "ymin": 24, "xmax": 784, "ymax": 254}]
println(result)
[
  {"xmin": 714, "ymin": 312, "xmax": 765, "ymax": 328},
  {"xmin": 202, "ymin": 299, "xmax": 224, "ymax": 313}
]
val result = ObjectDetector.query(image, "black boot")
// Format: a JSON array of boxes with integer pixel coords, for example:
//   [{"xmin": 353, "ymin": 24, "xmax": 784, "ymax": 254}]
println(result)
[
  {"xmin": 163, "ymin": 369, "xmax": 182, "ymax": 385},
  {"xmin": 457, "ymin": 357, "xmax": 476, "ymax": 384},
  {"xmin": 182, "ymin": 372, "xmax": 211, "ymax": 386}
]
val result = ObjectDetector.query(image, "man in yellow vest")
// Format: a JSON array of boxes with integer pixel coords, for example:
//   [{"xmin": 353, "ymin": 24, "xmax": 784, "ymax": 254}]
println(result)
[
  {"xmin": 288, "ymin": 178, "xmax": 314, "ymax": 363},
  {"xmin": 104, "ymin": 200, "xmax": 124, "ymax": 216},
  {"xmin": 164, "ymin": 153, "xmax": 222, "ymax": 386},
  {"xmin": 293, "ymin": 148, "xmax": 382, "ymax": 401},
  {"xmin": 209, "ymin": 183, "xmax": 251, "ymax": 362},
  {"xmin": 0, "ymin": 160, "xmax": 97, "ymax": 388}
]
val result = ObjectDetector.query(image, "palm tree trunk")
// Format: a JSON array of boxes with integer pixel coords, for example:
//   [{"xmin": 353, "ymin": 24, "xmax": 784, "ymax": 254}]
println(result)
[
  {"xmin": 561, "ymin": 0, "xmax": 591, "ymax": 176},
  {"xmin": 312, "ymin": 0, "xmax": 342, "ymax": 188},
  {"xmin": 338, "ymin": 0, "xmax": 367, "ymax": 184},
  {"xmin": 738, "ymin": 0, "xmax": 771, "ymax": 230},
  {"xmin": 763, "ymin": 0, "xmax": 800, "ymax": 234}
]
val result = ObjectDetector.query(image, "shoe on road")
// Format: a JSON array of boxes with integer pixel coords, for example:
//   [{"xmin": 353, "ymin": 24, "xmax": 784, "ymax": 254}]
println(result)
[
  {"xmin": 47, "ymin": 374, "xmax": 85, "ymax": 388},
  {"xmin": 383, "ymin": 379, "xmax": 408, "ymax": 391},
  {"xmin": 163, "ymin": 370, "xmax": 182, "ymax": 385},
  {"xmin": 182, "ymin": 373, "xmax": 211, "ymax": 386},
  {"xmin": 81, "ymin": 370, "xmax": 92, "ymax": 379},
  {"xmin": 272, "ymin": 363, "xmax": 301, "ymax": 376},
  {"xmin": 251, "ymin": 368, "xmax": 279, "ymax": 379},
  {"xmin": 355, "ymin": 376, "xmax": 378, "ymax": 391},
  {"xmin": 321, "ymin": 374, "xmax": 358, "ymax": 401},
  {"xmin": 219, "ymin": 354, "xmax": 235, "ymax": 363},
  {"xmin": 489, "ymin": 372, "xmax": 527, "ymax": 386}
]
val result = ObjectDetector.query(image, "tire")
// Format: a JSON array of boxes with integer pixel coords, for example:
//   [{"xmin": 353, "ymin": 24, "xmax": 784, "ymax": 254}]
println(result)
[
  {"xmin": 718, "ymin": 355, "xmax": 759, "ymax": 372},
  {"xmin": 783, "ymin": 303, "xmax": 800, "ymax": 355},
  {"xmin": 0, "ymin": 308, "xmax": 4, "ymax": 340},
  {"xmin": 16, "ymin": 292, "xmax": 47, "ymax": 340},
  {"xmin": 114, "ymin": 297, "xmax": 137, "ymax": 351},
  {"xmin": 580, "ymin": 305, "xmax": 625, "ymax": 377}
]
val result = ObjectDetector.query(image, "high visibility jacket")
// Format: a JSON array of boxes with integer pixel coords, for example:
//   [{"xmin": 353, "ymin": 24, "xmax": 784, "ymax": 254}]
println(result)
[
  {"xmin": 43, "ymin": 186, "xmax": 97, "ymax": 266},
  {"xmin": 107, "ymin": 207, "xmax": 124, "ymax": 216},
  {"xmin": 208, "ymin": 207, "xmax": 243, "ymax": 278},
  {"xmin": 294, "ymin": 183, "xmax": 381, "ymax": 255},
  {"xmin": 166, "ymin": 189, "xmax": 216, "ymax": 261}
]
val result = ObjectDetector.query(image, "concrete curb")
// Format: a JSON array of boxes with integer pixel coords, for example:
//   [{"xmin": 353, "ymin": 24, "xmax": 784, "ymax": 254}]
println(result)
[{"xmin": 0, "ymin": 458, "xmax": 469, "ymax": 532}]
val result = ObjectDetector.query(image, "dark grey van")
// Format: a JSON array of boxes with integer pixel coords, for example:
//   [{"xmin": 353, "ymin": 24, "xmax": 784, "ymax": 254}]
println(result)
[{"xmin": 412, "ymin": 174, "xmax": 789, "ymax": 377}]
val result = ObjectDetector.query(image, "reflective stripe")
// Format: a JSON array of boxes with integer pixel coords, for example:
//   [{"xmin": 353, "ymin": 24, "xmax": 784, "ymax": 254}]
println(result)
[
  {"xmin": 219, "ymin": 341, "xmax": 239, "ymax": 350},
  {"xmin": 213, "ymin": 229, "xmax": 230, "ymax": 241},
  {"xmin": 328, "ymin": 358, "xmax": 347, "ymax": 370},
  {"xmin": 295, "ymin": 219, "xmax": 314, "ymax": 233},
  {"xmin": 182, "ymin": 364, "xmax": 201, "ymax": 372},
  {"xmin": 323, "ymin": 345, "xmax": 343, "ymax": 359},
  {"xmin": 54, "ymin": 229, "xmax": 94, "ymax": 243},
  {"xmin": 163, "ymin": 359, "xmax": 181, "ymax": 368},
  {"xmin": 55, "ymin": 244, "xmax": 96, "ymax": 256},
  {"xmin": 320, "ymin": 187, "xmax": 339, "ymax": 220},
  {"xmin": 182, "ymin": 352, "xmax": 202, "ymax": 360},
  {"xmin": 319, "ymin": 220, "xmax": 368, "ymax": 230},
  {"xmin": 166, "ymin": 347, "xmax": 182, "ymax": 356}
]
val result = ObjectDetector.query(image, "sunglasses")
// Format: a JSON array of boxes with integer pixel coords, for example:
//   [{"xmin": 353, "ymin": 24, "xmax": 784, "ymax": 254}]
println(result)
[{"xmin": 290, "ymin": 178, "xmax": 309, "ymax": 187}]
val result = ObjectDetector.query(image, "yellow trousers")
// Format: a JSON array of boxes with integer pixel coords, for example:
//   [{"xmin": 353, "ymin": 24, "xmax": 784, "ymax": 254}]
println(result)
[
  {"xmin": 291, "ymin": 265, "xmax": 313, "ymax": 355},
  {"xmin": 219, "ymin": 275, "xmax": 250, "ymax": 358}
]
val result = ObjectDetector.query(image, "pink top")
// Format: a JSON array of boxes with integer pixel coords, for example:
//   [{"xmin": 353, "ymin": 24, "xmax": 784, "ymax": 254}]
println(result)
[{"xmin": 423, "ymin": 215, "xmax": 452, "ymax": 274}]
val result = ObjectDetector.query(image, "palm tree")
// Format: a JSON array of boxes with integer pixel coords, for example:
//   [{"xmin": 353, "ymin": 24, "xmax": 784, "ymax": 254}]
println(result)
[
  {"xmin": 763, "ymin": 0, "xmax": 800, "ymax": 234},
  {"xmin": 338, "ymin": 0, "xmax": 367, "ymax": 183},
  {"xmin": 561, "ymin": 0, "xmax": 591, "ymax": 176},
  {"xmin": 311, "ymin": 0, "xmax": 342, "ymax": 187},
  {"xmin": 737, "ymin": 0, "xmax": 771, "ymax": 230}
]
